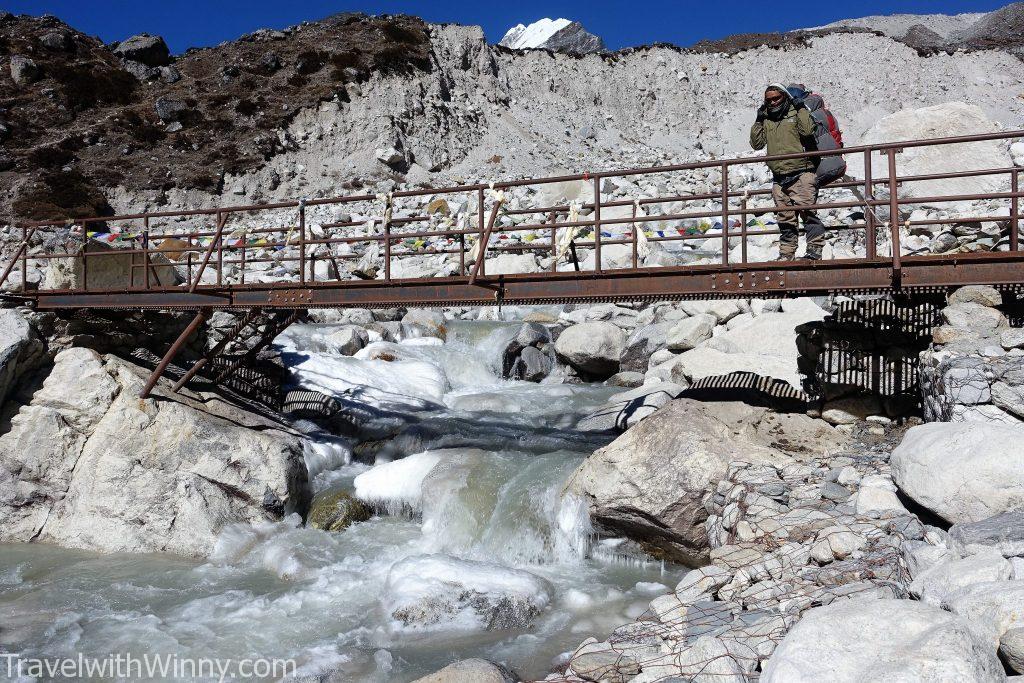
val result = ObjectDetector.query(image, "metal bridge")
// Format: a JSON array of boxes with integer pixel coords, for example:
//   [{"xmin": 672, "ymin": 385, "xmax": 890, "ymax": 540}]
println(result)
[{"xmin": 2, "ymin": 130, "xmax": 1022, "ymax": 396}]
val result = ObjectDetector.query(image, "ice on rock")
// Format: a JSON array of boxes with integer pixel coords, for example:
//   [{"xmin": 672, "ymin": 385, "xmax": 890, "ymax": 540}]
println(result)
[
  {"xmin": 383, "ymin": 554, "xmax": 554, "ymax": 631},
  {"xmin": 277, "ymin": 328, "xmax": 450, "ymax": 407},
  {"xmin": 353, "ymin": 451, "xmax": 446, "ymax": 514}
]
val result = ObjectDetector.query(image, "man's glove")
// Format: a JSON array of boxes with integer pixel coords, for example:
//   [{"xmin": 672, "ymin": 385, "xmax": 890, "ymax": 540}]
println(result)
[
  {"xmin": 755, "ymin": 105, "xmax": 767, "ymax": 122},
  {"xmin": 792, "ymin": 98, "xmax": 806, "ymax": 110}
]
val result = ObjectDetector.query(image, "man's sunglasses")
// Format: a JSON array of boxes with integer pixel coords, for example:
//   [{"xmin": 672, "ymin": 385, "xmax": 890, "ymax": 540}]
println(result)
[{"xmin": 765, "ymin": 93, "xmax": 786, "ymax": 104}]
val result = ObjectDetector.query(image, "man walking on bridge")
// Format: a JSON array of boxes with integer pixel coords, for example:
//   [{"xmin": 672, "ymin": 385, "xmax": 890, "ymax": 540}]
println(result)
[{"xmin": 750, "ymin": 83, "xmax": 826, "ymax": 261}]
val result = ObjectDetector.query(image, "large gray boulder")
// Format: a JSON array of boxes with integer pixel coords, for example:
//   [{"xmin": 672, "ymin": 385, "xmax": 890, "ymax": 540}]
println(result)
[
  {"xmin": 113, "ymin": 34, "xmax": 172, "ymax": 67},
  {"xmin": 0, "ymin": 348, "xmax": 309, "ymax": 557},
  {"xmin": 564, "ymin": 399, "xmax": 844, "ymax": 564},
  {"xmin": 554, "ymin": 321, "xmax": 625, "ymax": 376},
  {"xmin": 950, "ymin": 512, "xmax": 1024, "ymax": 557},
  {"xmin": 891, "ymin": 422, "xmax": 1024, "ymax": 524},
  {"xmin": 44, "ymin": 239, "xmax": 182, "ymax": 290},
  {"xmin": 666, "ymin": 314, "xmax": 716, "ymax": 351},
  {"xmin": 666, "ymin": 307, "xmax": 827, "ymax": 394},
  {"xmin": 668, "ymin": 347, "xmax": 804, "ymax": 394},
  {"xmin": 619, "ymin": 321, "xmax": 673, "ymax": 373},
  {"xmin": 761, "ymin": 597, "xmax": 1005, "ymax": 682},
  {"xmin": 908, "ymin": 548, "xmax": 1013, "ymax": 605},
  {"xmin": 0, "ymin": 309, "xmax": 44, "ymax": 408},
  {"xmin": 705, "ymin": 308, "xmax": 826, "ymax": 359},
  {"xmin": 402, "ymin": 309, "xmax": 448, "ymax": 339},
  {"xmin": 9, "ymin": 55, "xmax": 40, "ymax": 86}
]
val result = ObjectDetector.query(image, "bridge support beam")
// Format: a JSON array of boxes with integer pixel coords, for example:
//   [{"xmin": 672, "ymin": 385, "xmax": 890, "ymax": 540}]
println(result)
[
  {"xmin": 140, "ymin": 308, "xmax": 211, "ymax": 399},
  {"xmin": 171, "ymin": 307, "xmax": 263, "ymax": 393}
]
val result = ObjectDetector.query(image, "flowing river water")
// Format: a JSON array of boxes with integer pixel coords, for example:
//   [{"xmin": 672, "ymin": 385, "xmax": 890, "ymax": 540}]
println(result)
[{"xmin": 0, "ymin": 319, "xmax": 671, "ymax": 682}]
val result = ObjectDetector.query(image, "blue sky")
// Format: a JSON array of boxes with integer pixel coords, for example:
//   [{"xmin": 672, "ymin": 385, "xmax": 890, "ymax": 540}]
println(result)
[{"xmin": 4, "ymin": 1, "xmax": 1008, "ymax": 53}]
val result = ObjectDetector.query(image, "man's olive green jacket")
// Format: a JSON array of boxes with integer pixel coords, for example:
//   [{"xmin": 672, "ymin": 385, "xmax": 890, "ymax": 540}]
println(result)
[{"xmin": 750, "ymin": 105, "xmax": 816, "ymax": 180}]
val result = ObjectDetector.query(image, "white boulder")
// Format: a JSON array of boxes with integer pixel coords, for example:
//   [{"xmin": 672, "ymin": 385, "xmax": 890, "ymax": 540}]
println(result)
[
  {"xmin": 666, "ymin": 314, "xmax": 716, "ymax": 351},
  {"xmin": 908, "ymin": 548, "xmax": 1013, "ymax": 605},
  {"xmin": 0, "ymin": 308, "xmax": 44, "ymax": 407},
  {"xmin": 762, "ymin": 597, "xmax": 1005, "ymax": 682},
  {"xmin": 891, "ymin": 422, "xmax": 1024, "ymax": 524},
  {"xmin": 942, "ymin": 580, "xmax": 1024, "ymax": 674},
  {"xmin": 846, "ymin": 102, "xmax": 1010, "ymax": 209},
  {"xmin": 0, "ymin": 348, "xmax": 309, "ymax": 557},
  {"xmin": 554, "ymin": 321, "xmax": 625, "ymax": 376}
]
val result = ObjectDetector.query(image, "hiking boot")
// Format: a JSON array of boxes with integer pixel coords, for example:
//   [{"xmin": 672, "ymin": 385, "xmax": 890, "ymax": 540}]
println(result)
[
  {"xmin": 775, "ymin": 253, "xmax": 796, "ymax": 262},
  {"xmin": 800, "ymin": 252, "xmax": 822, "ymax": 261}
]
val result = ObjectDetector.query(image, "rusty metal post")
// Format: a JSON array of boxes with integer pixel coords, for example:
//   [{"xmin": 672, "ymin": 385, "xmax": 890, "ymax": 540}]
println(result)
[
  {"xmin": 469, "ymin": 197, "xmax": 503, "ymax": 285},
  {"xmin": 81, "ymin": 221, "xmax": 88, "ymax": 291},
  {"xmin": 721, "ymin": 163, "xmax": 730, "ymax": 266},
  {"xmin": 549, "ymin": 210, "xmax": 558, "ymax": 273},
  {"xmin": 383, "ymin": 215, "xmax": 392, "ymax": 282},
  {"xmin": 864, "ymin": 149, "xmax": 876, "ymax": 259},
  {"xmin": 477, "ymin": 188, "xmax": 486, "ymax": 279},
  {"xmin": 1012, "ymin": 168, "xmax": 1020, "ymax": 252},
  {"xmin": 190, "ymin": 212, "xmax": 227, "ymax": 293},
  {"xmin": 310, "ymin": 252, "xmax": 316, "ymax": 282},
  {"xmin": 240, "ymin": 233, "xmax": 247, "ymax": 285},
  {"xmin": 631, "ymin": 202, "xmax": 639, "ymax": 269},
  {"xmin": 0, "ymin": 227, "xmax": 33, "ymax": 292},
  {"xmin": 298, "ymin": 201, "xmax": 306, "ymax": 285},
  {"xmin": 20, "ymin": 224, "xmax": 27, "ymax": 293},
  {"xmin": 740, "ymin": 195, "xmax": 748, "ymax": 264},
  {"xmin": 459, "ymin": 221, "xmax": 466, "ymax": 276},
  {"xmin": 217, "ymin": 221, "xmax": 224, "ymax": 287},
  {"xmin": 887, "ymin": 149, "xmax": 902, "ymax": 285},
  {"xmin": 143, "ymin": 216, "xmax": 150, "ymax": 290},
  {"xmin": 140, "ymin": 308, "xmax": 210, "ymax": 399},
  {"xmin": 593, "ymin": 176, "xmax": 602, "ymax": 273}
]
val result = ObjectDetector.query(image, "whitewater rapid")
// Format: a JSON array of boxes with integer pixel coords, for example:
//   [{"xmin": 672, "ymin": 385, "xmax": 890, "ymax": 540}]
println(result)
[{"xmin": 0, "ymin": 318, "xmax": 670, "ymax": 681}]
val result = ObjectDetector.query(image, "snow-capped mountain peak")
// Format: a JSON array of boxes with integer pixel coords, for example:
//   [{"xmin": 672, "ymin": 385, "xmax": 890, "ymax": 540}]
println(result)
[
  {"xmin": 499, "ymin": 18, "xmax": 606, "ymax": 54},
  {"xmin": 500, "ymin": 18, "xmax": 572, "ymax": 49}
]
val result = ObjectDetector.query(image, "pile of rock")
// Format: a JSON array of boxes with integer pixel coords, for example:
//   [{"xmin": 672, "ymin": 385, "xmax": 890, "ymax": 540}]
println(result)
[
  {"xmin": 561, "ymin": 412, "xmax": 912, "ymax": 680},
  {"xmin": 559, "ymin": 413, "xmax": 1024, "ymax": 681},
  {"xmin": 921, "ymin": 284, "xmax": 1023, "ymax": 424},
  {"xmin": 502, "ymin": 321, "xmax": 556, "ymax": 381}
]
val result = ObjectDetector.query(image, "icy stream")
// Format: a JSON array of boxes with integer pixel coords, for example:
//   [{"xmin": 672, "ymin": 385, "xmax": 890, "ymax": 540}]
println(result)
[{"xmin": 0, "ymin": 320, "xmax": 670, "ymax": 681}]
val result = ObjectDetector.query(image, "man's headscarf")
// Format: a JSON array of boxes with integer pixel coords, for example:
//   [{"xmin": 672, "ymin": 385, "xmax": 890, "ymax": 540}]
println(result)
[{"xmin": 764, "ymin": 82, "xmax": 792, "ymax": 119}]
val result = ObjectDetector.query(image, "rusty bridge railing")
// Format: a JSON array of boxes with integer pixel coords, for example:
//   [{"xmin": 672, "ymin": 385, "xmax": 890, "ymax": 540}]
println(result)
[{"xmin": 2, "ymin": 129, "xmax": 1023, "ymax": 312}]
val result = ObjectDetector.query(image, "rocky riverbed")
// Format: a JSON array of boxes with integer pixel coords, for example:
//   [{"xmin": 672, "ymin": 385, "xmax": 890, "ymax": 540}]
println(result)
[{"xmin": 1, "ymin": 283, "xmax": 1023, "ymax": 681}]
